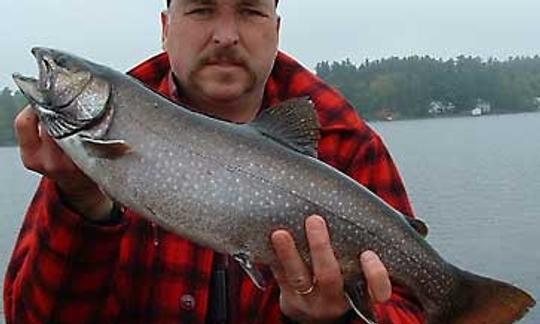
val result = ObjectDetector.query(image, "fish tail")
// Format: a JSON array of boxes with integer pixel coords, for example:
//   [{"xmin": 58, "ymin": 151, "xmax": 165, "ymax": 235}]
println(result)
[{"xmin": 433, "ymin": 269, "xmax": 535, "ymax": 324}]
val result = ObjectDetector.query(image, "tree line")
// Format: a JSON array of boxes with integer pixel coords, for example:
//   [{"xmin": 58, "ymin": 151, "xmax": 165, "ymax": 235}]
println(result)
[
  {"xmin": 0, "ymin": 87, "xmax": 27, "ymax": 146},
  {"xmin": 316, "ymin": 55, "xmax": 540, "ymax": 120}
]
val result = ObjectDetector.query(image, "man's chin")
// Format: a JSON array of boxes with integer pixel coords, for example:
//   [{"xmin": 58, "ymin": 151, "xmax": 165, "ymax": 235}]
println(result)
[
  {"xmin": 197, "ymin": 81, "xmax": 253, "ymax": 102},
  {"xmin": 201, "ymin": 89, "xmax": 247, "ymax": 103}
]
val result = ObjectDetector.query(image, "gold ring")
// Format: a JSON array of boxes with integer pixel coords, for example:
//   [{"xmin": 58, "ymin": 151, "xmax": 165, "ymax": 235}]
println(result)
[{"xmin": 294, "ymin": 279, "xmax": 316, "ymax": 296}]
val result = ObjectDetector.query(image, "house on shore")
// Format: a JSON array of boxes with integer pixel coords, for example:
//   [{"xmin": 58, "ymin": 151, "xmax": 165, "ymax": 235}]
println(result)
[{"xmin": 471, "ymin": 99, "xmax": 491, "ymax": 116}]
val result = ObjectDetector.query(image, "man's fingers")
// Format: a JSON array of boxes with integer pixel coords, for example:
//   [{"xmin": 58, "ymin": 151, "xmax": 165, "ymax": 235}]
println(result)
[
  {"xmin": 360, "ymin": 250, "xmax": 392, "ymax": 303},
  {"xmin": 305, "ymin": 215, "xmax": 342, "ymax": 290},
  {"xmin": 15, "ymin": 107, "xmax": 44, "ymax": 172},
  {"xmin": 271, "ymin": 230, "xmax": 313, "ymax": 293},
  {"xmin": 15, "ymin": 106, "xmax": 41, "ymax": 152}
]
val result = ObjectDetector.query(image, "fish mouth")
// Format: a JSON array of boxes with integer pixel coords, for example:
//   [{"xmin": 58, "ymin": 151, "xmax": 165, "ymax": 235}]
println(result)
[
  {"xmin": 12, "ymin": 73, "xmax": 47, "ymax": 107},
  {"xmin": 12, "ymin": 47, "xmax": 92, "ymax": 110},
  {"xmin": 12, "ymin": 47, "xmax": 112, "ymax": 139},
  {"xmin": 34, "ymin": 47, "xmax": 54, "ymax": 94}
]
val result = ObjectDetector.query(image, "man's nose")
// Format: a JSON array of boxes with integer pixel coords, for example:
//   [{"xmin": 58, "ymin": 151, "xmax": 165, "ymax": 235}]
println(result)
[{"xmin": 212, "ymin": 14, "xmax": 240, "ymax": 46}]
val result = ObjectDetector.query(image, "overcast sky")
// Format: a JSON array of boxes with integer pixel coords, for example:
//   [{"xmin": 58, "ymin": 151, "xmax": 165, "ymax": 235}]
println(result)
[{"xmin": 1, "ymin": 0, "xmax": 539, "ymax": 88}]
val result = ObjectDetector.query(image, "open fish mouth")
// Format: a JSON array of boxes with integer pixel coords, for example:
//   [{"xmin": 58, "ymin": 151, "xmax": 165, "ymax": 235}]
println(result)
[
  {"xmin": 12, "ymin": 47, "xmax": 112, "ymax": 139},
  {"xmin": 36, "ymin": 48, "xmax": 54, "ymax": 94},
  {"xmin": 12, "ymin": 47, "xmax": 92, "ymax": 110},
  {"xmin": 12, "ymin": 73, "xmax": 45, "ymax": 106}
]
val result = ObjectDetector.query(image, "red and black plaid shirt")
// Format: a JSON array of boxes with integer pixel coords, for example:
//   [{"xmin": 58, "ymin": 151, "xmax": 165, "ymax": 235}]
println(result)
[{"xmin": 4, "ymin": 52, "xmax": 424, "ymax": 323}]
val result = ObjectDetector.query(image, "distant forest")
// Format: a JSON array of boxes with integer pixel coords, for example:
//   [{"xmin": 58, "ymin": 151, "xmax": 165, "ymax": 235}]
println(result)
[
  {"xmin": 1, "ymin": 55, "xmax": 540, "ymax": 145},
  {"xmin": 316, "ymin": 55, "xmax": 540, "ymax": 120},
  {"xmin": 0, "ymin": 88, "xmax": 26, "ymax": 146}
]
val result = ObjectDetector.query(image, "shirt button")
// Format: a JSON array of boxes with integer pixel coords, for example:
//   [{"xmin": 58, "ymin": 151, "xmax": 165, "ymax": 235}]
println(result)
[{"xmin": 180, "ymin": 294, "xmax": 196, "ymax": 311}]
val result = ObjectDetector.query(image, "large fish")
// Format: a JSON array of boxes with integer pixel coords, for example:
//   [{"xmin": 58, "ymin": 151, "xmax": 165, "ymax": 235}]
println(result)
[{"xmin": 13, "ymin": 47, "xmax": 535, "ymax": 324}]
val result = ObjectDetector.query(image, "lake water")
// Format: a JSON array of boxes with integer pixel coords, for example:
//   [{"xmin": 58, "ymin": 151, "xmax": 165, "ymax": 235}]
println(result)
[{"xmin": 1, "ymin": 112, "xmax": 539, "ymax": 322}]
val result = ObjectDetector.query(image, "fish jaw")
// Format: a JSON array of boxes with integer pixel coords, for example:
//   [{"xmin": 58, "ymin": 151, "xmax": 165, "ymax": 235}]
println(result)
[{"xmin": 13, "ymin": 48, "xmax": 112, "ymax": 139}]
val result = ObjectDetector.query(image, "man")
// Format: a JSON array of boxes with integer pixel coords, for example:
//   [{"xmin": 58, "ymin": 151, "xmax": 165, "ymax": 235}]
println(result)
[{"xmin": 5, "ymin": 0, "xmax": 424, "ymax": 322}]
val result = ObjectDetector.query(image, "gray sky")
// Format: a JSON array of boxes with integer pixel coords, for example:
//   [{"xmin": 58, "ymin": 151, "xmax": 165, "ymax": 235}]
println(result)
[{"xmin": 1, "ymin": 0, "xmax": 539, "ymax": 88}]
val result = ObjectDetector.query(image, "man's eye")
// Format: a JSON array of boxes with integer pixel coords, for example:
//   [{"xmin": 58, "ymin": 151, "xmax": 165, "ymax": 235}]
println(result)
[
  {"xmin": 186, "ymin": 8, "xmax": 213, "ymax": 16},
  {"xmin": 241, "ymin": 9, "xmax": 267, "ymax": 17}
]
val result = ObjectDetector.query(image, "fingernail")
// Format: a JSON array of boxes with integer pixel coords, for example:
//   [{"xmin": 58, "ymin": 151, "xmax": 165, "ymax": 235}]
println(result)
[
  {"xmin": 271, "ymin": 230, "xmax": 293, "ymax": 246},
  {"xmin": 306, "ymin": 215, "xmax": 325, "ymax": 228},
  {"xmin": 360, "ymin": 250, "xmax": 377, "ymax": 263},
  {"xmin": 271, "ymin": 230, "xmax": 287, "ymax": 240}
]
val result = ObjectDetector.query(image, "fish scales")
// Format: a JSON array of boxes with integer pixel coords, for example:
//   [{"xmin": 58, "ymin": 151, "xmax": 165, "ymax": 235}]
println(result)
[{"xmin": 73, "ymin": 66, "xmax": 467, "ymax": 315}]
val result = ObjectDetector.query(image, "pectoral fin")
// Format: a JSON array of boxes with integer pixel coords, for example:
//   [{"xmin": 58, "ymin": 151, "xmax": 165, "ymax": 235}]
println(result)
[
  {"xmin": 81, "ymin": 137, "xmax": 132, "ymax": 159},
  {"xmin": 233, "ymin": 252, "xmax": 266, "ymax": 290}
]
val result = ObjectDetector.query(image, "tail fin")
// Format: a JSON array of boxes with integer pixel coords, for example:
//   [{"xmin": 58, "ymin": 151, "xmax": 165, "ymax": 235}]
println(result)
[{"xmin": 434, "ymin": 269, "xmax": 535, "ymax": 324}]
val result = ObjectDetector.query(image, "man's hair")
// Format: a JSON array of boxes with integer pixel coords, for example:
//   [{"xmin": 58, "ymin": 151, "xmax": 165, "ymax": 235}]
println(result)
[{"xmin": 166, "ymin": 0, "xmax": 279, "ymax": 7}]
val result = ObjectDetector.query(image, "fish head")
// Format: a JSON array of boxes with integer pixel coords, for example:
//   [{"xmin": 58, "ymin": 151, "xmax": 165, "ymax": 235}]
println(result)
[{"xmin": 13, "ymin": 47, "xmax": 111, "ymax": 139}]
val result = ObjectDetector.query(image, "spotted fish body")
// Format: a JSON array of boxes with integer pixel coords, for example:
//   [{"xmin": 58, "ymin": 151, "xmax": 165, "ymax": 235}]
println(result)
[{"xmin": 13, "ymin": 48, "xmax": 535, "ymax": 324}]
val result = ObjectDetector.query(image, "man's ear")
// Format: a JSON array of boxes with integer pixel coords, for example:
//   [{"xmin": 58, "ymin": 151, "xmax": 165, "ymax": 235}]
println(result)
[
  {"xmin": 161, "ymin": 10, "xmax": 169, "ymax": 51},
  {"xmin": 276, "ymin": 15, "xmax": 281, "ymax": 34}
]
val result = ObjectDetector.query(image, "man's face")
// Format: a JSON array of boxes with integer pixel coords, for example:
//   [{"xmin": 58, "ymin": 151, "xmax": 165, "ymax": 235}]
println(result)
[{"xmin": 162, "ymin": 0, "xmax": 280, "ymax": 103}]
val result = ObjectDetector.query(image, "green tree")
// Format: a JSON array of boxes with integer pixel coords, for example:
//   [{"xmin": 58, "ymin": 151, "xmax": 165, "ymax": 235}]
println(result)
[
  {"xmin": 0, "ymin": 87, "xmax": 27, "ymax": 145},
  {"xmin": 316, "ymin": 54, "xmax": 540, "ymax": 119}
]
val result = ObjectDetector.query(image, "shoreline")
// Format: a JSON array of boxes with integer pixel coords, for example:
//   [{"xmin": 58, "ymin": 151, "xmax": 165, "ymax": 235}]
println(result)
[{"xmin": 367, "ymin": 109, "xmax": 540, "ymax": 123}]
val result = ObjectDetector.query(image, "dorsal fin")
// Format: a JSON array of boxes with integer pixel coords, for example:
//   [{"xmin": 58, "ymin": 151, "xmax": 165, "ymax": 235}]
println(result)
[{"xmin": 250, "ymin": 97, "xmax": 321, "ymax": 158}]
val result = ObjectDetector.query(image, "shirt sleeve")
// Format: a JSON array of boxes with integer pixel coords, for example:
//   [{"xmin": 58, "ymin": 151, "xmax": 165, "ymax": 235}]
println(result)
[{"xmin": 3, "ymin": 177, "xmax": 128, "ymax": 323}]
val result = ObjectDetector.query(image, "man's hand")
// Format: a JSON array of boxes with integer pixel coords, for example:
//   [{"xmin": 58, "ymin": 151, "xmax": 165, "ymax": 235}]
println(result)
[
  {"xmin": 15, "ymin": 105, "xmax": 113, "ymax": 221},
  {"xmin": 270, "ymin": 215, "xmax": 391, "ymax": 323}
]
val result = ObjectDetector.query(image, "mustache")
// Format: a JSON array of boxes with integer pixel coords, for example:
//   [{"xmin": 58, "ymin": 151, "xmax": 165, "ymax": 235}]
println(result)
[{"xmin": 198, "ymin": 48, "xmax": 248, "ymax": 67}]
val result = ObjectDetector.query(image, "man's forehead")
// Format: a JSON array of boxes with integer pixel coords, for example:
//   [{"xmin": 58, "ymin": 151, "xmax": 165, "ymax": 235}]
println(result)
[{"xmin": 173, "ymin": 0, "xmax": 276, "ymax": 7}]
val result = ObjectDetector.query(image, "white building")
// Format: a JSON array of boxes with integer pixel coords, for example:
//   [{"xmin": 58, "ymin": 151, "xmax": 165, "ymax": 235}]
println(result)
[
  {"xmin": 471, "ymin": 99, "xmax": 491, "ymax": 116},
  {"xmin": 428, "ymin": 101, "xmax": 456, "ymax": 115}
]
